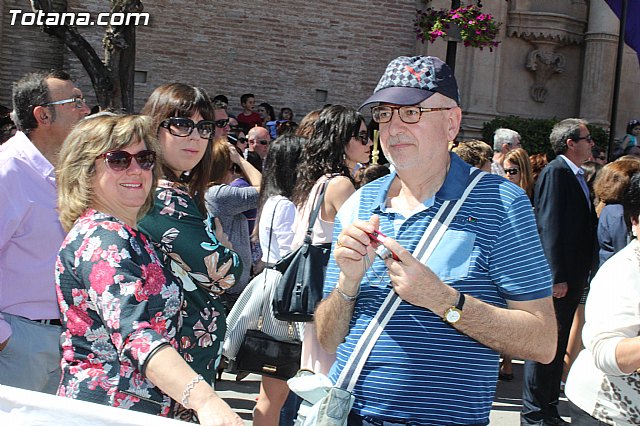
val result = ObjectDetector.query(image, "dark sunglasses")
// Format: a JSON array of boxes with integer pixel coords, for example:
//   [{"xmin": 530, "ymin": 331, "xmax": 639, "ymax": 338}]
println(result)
[
  {"xmin": 237, "ymin": 137, "xmax": 248, "ymax": 144},
  {"xmin": 250, "ymin": 139, "xmax": 269, "ymax": 146},
  {"xmin": 353, "ymin": 131, "xmax": 370, "ymax": 145},
  {"xmin": 97, "ymin": 150, "xmax": 156, "ymax": 172},
  {"xmin": 160, "ymin": 117, "xmax": 214, "ymax": 139},
  {"xmin": 214, "ymin": 119, "xmax": 229, "ymax": 128},
  {"xmin": 504, "ymin": 167, "xmax": 520, "ymax": 176}
]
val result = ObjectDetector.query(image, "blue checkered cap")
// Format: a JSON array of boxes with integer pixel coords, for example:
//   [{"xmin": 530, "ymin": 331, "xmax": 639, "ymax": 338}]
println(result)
[{"xmin": 359, "ymin": 56, "xmax": 459, "ymax": 110}]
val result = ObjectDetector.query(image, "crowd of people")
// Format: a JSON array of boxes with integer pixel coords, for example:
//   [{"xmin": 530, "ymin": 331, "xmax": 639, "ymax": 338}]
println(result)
[{"xmin": 1, "ymin": 55, "xmax": 639, "ymax": 426}]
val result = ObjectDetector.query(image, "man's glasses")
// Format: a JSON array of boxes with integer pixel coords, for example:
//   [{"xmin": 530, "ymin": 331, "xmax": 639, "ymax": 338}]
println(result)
[
  {"xmin": 250, "ymin": 139, "xmax": 269, "ymax": 146},
  {"xmin": 371, "ymin": 105, "xmax": 453, "ymax": 124},
  {"xmin": 504, "ymin": 167, "xmax": 520, "ymax": 176},
  {"xmin": 160, "ymin": 117, "xmax": 214, "ymax": 139},
  {"xmin": 353, "ymin": 131, "xmax": 370, "ymax": 145},
  {"xmin": 97, "ymin": 150, "xmax": 156, "ymax": 172},
  {"xmin": 42, "ymin": 96, "xmax": 86, "ymax": 109},
  {"xmin": 214, "ymin": 119, "xmax": 229, "ymax": 128},
  {"xmin": 575, "ymin": 134, "xmax": 593, "ymax": 142}
]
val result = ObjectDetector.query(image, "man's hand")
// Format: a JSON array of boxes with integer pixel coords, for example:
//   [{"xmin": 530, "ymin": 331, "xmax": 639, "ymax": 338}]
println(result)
[
  {"xmin": 0, "ymin": 337, "xmax": 9, "ymax": 352},
  {"xmin": 552, "ymin": 282, "xmax": 568, "ymax": 298},
  {"xmin": 380, "ymin": 236, "xmax": 453, "ymax": 310},
  {"xmin": 334, "ymin": 216, "xmax": 380, "ymax": 289}
]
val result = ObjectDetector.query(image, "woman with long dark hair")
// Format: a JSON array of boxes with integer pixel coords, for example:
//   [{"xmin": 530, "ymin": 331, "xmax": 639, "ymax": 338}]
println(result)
[
  {"xmin": 138, "ymin": 83, "xmax": 242, "ymax": 420},
  {"xmin": 291, "ymin": 105, "xmax": 371, "ymax": 375}
]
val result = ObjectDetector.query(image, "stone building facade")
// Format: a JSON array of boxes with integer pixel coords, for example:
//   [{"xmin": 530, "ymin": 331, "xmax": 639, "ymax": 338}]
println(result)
[{"xmin": 1, "ymin": 0, "xmax": 639, "ymax": 140}]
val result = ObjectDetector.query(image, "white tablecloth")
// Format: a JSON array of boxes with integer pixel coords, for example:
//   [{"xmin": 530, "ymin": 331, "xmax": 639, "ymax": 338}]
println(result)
[{"xmin": 0, "ymin": 385, "xmax": 185, "ymax": 425}]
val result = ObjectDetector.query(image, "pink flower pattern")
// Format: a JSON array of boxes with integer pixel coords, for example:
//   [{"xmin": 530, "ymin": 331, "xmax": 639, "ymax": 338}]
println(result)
[{"xmin": 55, "ymin": 209, "xmax": 181, "ymax": 416}]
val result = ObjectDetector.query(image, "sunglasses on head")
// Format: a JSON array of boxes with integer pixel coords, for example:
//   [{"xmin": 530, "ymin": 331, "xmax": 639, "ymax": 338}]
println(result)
[
  {"xmin": 97, "ymin": 150, "xmax": 156, "ymax": 172},
  {"xmin": 504, "ymin": 167, "xmax": 520, "ymax": 176},
  {"xmin": 160, "ymin": 117, "xmax": 214, "ymax": 139},
  {"xmin": 353, "ymin": 131, "xmax": 370, "ymax": 145}
]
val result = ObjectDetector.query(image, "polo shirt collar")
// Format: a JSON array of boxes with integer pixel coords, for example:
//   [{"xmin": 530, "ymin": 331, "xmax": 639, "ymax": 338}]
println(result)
[{"xmin": 372, "ymin": 152, "xmax": 472, "ymax": 213}]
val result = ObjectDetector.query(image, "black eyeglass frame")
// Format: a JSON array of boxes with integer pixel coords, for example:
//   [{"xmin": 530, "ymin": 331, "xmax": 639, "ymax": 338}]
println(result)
[
  {"xmin": 371, "ymin": 105, "xmax": 454, "ymax": 124},
  {"xmin": 353, "ymin": 131, "xmax": 370, "ymax": 145},
  {"xmin": 504, "ymin": 167, "xmax": 520, "ymax": 176},
  {"xmin": 160, "ymin": 117, "xmax": 215, "ymax": 139}
]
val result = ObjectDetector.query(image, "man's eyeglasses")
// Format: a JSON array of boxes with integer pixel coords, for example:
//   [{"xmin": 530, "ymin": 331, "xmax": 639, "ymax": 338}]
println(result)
[
  {"xmin": 575, "ymin": 134, "xmax": 594, "ymax": 142},
  {"xmin": 504, "ymin": 167, "xmax": 520, "ymax": 176},
  {"xmin": 371, "ymin": 105, "xmax": 453, "ymax": 124},
  {"xmin": 353, "ymin": 132, "xmax": 370, "ymax": 145},
  {"xmin": 214, "ymin": 119, "xmax": 229, "ymax": 128},
  {"xmin": 250, "ymin": 139, "xmax": 269, "ymax": 146},
  {"xmin": 97, "ymin": 150, "xmax": 156, "ymax": 172},
  {"xmin": 42, "ymin": 96, "xmax": 86, "ymax": 109},
  {"xmin": 160, "ymin": 117, "xmax": 214, "ymax": 139}
]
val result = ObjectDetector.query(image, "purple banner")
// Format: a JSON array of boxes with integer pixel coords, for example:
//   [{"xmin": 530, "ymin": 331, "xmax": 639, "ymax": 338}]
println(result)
[{"xmin": 606, "ymin": 0, "xmax": 640, "ymax": 64}]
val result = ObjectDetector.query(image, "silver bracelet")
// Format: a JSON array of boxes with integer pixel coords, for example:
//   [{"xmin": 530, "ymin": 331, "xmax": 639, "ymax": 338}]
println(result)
[
  {"xmin": 336, "ymin": 285, "xmax": 359, "ymax": 302},
  {"xmin": 181, "ymin": 374, "xmax": 205, "ymax": 408}
]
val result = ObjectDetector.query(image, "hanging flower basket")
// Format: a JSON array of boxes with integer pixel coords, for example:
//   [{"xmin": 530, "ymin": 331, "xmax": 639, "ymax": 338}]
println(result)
[{"xmin": 415, "ymin": 5, "xmax": 501, "ymax": 51}]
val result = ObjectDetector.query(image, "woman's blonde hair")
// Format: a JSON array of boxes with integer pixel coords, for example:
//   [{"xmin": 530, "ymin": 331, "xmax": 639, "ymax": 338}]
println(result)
[
  {"xmin": 504, "ymin": 147, "xmax": 534, "ymax": 198},
  {"xmin": 57, "ymin": 114, "xmax": 161, "ymax": 232}
]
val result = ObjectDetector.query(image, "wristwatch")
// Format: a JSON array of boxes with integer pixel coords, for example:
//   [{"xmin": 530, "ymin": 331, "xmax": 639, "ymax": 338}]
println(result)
[{"xmin": 444, "ymin": 291, "xmax": 465, "ymax": 324}]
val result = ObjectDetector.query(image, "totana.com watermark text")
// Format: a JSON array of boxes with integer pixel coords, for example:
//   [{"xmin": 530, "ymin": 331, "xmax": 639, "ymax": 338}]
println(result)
[{"xmin": 9, "ymin": 10, "xmax": 150, "ymax": 26}]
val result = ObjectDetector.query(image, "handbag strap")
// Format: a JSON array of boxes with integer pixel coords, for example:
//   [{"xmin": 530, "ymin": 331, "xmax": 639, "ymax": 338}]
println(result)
[
  {"xmin": 303, "ymin": 178, "xmax": 330, "ymax": 245},
  {"xmin": 336, "ymin": 168, "xmax": 485, "ymax": 391},
  {"xmin": 257, "ymin": 198, "xmax": 282, "ymax": 329},
  {"xmin": 257, "ymin": 198, "xmax": 301, "ymax": 340}
]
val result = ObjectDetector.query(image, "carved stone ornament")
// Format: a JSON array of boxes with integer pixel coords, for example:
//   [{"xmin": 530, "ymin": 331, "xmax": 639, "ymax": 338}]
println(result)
[{"xmin": 525, "ymin": 42, "xmax": 566, "ymax": 103}]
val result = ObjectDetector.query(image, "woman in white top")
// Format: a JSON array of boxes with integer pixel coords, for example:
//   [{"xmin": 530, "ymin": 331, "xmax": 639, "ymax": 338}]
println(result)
[
  {"xmin": 565, "ymin": 172, "xmax": 640, "ymax": 425},
  {"xmin": 252, "ymin": 135, "xmax": 304, "ymax": 426},
  {"xmin": 290, "ymin": 105, "xmax": 372, "ymax": 376}
]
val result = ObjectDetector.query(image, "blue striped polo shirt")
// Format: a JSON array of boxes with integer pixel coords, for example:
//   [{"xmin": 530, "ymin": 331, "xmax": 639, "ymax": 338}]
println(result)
[{"xmin": 324, "ymin": 153, "xmax": 552, "ymax": 425}]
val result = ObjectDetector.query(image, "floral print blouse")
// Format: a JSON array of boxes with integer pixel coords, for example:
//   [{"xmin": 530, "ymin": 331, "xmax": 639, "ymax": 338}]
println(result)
[
  {"xmin": 56, "ymin": 209, "xmax": 180, "ymax": 416},
  {"xmin": 138, "ymin": 180, "xmax": 242, "ymax": 387}
]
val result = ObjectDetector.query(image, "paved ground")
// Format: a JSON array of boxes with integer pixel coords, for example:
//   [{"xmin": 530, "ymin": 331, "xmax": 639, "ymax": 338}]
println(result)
[{"xmin": 216, "ymin": 359, "xmax": 572, "ymax": 425}]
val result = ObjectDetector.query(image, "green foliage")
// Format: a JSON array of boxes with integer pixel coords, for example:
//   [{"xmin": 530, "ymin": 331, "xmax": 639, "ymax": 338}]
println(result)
[{"xmin": 481, "ymin": 116, "xmax": 609, "ymax": 159}]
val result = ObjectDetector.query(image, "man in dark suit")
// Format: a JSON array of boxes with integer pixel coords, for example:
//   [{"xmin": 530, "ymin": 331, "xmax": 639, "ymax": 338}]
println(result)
[{"xmin": 521, "ymin": 118, "xmax": 598, "ymax": 426}]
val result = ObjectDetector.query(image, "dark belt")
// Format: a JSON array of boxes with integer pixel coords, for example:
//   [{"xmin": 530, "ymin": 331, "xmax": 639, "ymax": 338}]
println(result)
[{"xmin": 34, "ymin": 318, "xmax": 61, "ymax": 326}]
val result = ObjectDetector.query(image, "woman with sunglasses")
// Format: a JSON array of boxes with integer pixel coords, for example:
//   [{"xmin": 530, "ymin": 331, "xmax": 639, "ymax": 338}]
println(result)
[
  {"xmin": 496, "ymin": 147, "xmax": 535, "ymax": 382},
  {"xmin": 291, "ymin": 105, "xmax": 370, "ymax": 377},
  {"xmin": 137, "ymin": 83, "xmax": 242, "ymax": 417},
  {"xmin": 503, "ymin": 148, "xmax": 534, "ymax": 200},
  {"xmin": 55, "ymin": 114, "xmax": 242, "ymax": 424}
]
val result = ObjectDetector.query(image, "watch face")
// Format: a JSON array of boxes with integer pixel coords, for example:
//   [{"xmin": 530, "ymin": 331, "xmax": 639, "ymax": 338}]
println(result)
[{"xmin": 446, "ymin": 309, "xmax": 461, "ymax": 323}]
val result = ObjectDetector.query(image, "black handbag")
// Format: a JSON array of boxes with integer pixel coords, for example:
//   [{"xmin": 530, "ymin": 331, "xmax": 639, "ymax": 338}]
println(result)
[
  {"xmin": 235, "ymin": 328, "xmax": 302, "ymax": 380},
  {"xmin": 232, "ymin": 201, "xmax": 302, "ymax": 381},
  {"xmin": 273, "ymin": 181, "xmax": 332, "ymax": 322}
]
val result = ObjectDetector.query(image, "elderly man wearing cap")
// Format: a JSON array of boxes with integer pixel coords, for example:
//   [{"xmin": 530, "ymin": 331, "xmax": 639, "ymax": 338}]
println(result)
[{"xmin": 315, "ymin": 56, "xmax": 557, "ymax": 425}]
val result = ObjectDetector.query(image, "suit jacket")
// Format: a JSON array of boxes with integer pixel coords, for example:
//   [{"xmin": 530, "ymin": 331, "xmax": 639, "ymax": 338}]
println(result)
[{"xmin": 533, "ymin": 156, "xmax": 597, "ymax": 292}]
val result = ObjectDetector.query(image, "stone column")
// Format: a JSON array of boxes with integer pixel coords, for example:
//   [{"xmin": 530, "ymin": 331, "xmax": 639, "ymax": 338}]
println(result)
[{"xmin": 579, "ymin": 0, "xmax": 619, "ymax": 127}]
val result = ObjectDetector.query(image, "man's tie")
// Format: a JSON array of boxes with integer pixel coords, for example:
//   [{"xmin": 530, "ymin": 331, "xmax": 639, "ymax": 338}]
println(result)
[{"xmin": 576, "ymin": 170, "xmax": 591, "ymax": 209}]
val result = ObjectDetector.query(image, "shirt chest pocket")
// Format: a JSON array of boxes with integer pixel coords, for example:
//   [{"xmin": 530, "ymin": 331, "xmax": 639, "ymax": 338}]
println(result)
[{"xmin": 426, "ymin": 229, "xmax": 475, "ymax": 282}]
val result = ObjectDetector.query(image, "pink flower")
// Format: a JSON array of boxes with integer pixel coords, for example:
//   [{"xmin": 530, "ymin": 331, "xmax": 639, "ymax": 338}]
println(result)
[
  {"xmin": 66, "ymin": 305, "xmax": 93, "ymax": 336},
  {"xmin": 89, "ymin": 261, "xmax": 115, "ymax": 294},
  {"xmin": 129, "ymin": 336, "xmax": 151, "ymax": 361},
  {"xmin": 133, "ymin": 280, "xmax": 147, "ymax": 302},
  {"xmin": 142, "ymin": 263, "xmax": 166, "ymax": 295}
]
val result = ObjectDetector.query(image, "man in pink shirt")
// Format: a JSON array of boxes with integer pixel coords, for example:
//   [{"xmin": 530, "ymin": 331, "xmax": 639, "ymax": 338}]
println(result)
[{"xmin": 0, "ymin": 70, "xmax": 89, "ymax": 393}]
